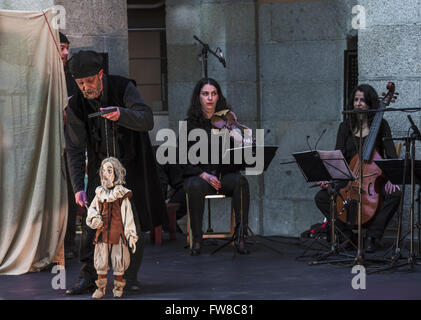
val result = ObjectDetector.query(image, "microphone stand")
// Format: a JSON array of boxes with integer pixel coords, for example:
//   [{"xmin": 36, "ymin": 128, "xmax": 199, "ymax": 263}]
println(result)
[{"xmin": 193, "ymin": 35, "xmax": 226, "ymax": 78}]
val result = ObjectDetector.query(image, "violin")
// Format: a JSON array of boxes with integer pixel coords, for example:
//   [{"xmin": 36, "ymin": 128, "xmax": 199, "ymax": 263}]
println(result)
[
  {"xmin": 210, "ymin": 109, "xmax": 255, "ymax": 146},
  {"xmin": 336, "ymin": 82, "xmax": 398, "ymax": 226}
]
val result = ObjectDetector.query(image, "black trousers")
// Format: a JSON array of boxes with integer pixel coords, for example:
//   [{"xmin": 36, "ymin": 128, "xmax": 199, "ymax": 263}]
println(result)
[
  {"xmin": 184, "ymin": 172, "xmax": 250, "ymax": 244},
  {"xmin": 79, "ymin": 199, "xmax": 145, "ymax": 282},
  {"xmin": 314, "ymin": 186, "xmax": 401, "ymax": 239}
]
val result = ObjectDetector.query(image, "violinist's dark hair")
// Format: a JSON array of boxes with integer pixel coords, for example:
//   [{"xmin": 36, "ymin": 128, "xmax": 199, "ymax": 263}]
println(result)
[
  {"xmin": 346, "ymin": 84, "xmax": 380, "ymax": 131},
  {"xmin": 187, "ymin": 77, "xmax": 230, "ymax": 124}
]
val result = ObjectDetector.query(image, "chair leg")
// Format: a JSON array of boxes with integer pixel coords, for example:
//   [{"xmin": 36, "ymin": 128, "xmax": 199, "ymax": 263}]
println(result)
[
  {"xmin": 186, "ymin": 193, "xmax": 193, "ymax": 248},
  {"xmin": 167, "ymin": 205, "xmax": 177, "ymax": 241},
  {"xmin": 154, "ymin": 225, "xmax": 162, "ymax": 245}
]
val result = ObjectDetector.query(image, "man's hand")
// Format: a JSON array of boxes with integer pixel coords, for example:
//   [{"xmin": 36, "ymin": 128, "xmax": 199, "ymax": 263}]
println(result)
[
  {"xmin": 385, "ymin": 181, "xmax": 400, "ymax": 195},
  {"xmin": 75, "ymin": 190, "xmax": 88, "ymax": 207},
  {"xmin": 200, "ymin": 172, "xmax": 222, "ymax": 191},
  {"xmin": 129, "ymin": 236, "xmax": 136, "ymax": 254},
  {"xmin": 101, "ymin": 106, "xmax": 120, "ymax": 121},
  {"xmin": 317, "ymin": 181, "xmax": 330, "ymax": 189}
]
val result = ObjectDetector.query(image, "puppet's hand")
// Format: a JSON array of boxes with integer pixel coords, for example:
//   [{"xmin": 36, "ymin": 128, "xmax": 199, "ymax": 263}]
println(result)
[
  {"xmin": 129, "ymin": 236, "xmax": 136, "ymax": 254},
  {"xmin": 91, "ymin": 216, "xmax": 103, "ymax": 229}
]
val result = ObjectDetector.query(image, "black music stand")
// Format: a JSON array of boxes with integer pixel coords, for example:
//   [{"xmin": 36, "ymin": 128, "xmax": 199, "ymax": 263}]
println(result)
[
  {"xmin": 293, "ymin": 150, "xmax": 357, "ymax": 265},
  {"xmin": 371, "ymin": 158, "xmax": 421, "ymax": 272},
  {"xmin": 210, "ymin": 145, "xmax": 282, "ymax": 256}
]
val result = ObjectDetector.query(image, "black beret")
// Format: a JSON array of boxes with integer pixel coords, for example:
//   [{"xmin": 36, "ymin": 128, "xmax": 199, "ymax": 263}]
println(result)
[
  {"xmin": 68, "ymin": 50, "xmax": 104, "ymax": 79},
  {"xmin": 59, "ymin": 32, "xmax": 69, "ymax": 44}
]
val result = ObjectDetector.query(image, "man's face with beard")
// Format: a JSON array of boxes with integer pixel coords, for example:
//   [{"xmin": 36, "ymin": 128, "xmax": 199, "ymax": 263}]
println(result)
[
  {"xmin": 75, "ymin": 69, "xmax": 103, "ymax": 100},
  {"xmin": 101, "ymin": 161, "xmax": 115, "ymax": 190}
]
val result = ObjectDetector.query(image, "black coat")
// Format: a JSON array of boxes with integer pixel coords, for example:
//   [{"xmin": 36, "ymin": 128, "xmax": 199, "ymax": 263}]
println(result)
[{"xmin": 65, "ymin": 74, "xmax": 168, "ymax": 231}]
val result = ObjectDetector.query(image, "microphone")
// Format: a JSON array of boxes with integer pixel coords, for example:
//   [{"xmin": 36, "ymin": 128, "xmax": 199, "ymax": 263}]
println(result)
[
  {"xmin": 217, "ymin": 48, "xmax": 226, "ymax": 68},
  {"xmin": 306, "ymin": 135, "xmax": 312, "ymax": 151},
  {"xmin": 407, "ymin": 115, "xmax": 421, "ymax": 139},
  {"xmin": 314, "ymin": 128, "xmax": 327, "ymax": 150}
]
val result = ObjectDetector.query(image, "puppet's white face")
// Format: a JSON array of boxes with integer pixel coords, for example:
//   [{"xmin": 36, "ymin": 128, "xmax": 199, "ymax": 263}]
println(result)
[{"xmin": 101, "ymin": 162, "xmax": 115, "ymax": 190}]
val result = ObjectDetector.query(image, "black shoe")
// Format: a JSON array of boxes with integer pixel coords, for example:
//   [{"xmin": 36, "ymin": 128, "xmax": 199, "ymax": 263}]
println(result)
[
  {"xmin": 189, "ymin": 242, "xmax": 201, "ymax": 256},
  {"xmin": 65, "ymin": 279, "xmax": 96, "ymax": 295},
  {"xmin": 236, "ymin": 240, "xmax": 250, "ymax": 255},
  {"xmin": 364, "ymin": 236, "xmax": 376, "ymax": 253},
  {"xmin": 126, "ymin": 279, "xmax": 141, "ymax": 292}
]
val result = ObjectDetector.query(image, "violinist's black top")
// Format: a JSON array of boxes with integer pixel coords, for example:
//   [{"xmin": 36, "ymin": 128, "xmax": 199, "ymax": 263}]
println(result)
[
  {"xmin": 182, "ymin": 116, "xmax": 235, "ymax": 178},
  {"xmin": 335, "ymin": 119, "xmax": 398, "ymax": 163}
]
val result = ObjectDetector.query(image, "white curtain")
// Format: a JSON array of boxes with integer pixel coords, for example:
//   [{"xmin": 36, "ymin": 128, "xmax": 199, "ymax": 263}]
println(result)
[{"xmin": 0, "ymin": 8, "xmax": 68, "ymax": 274}]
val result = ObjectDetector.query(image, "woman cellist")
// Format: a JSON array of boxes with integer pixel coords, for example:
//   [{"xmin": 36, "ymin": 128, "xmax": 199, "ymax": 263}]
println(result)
[
  {"xmin": 314, "ymin": 84, "xmax": 401, "ymax": 253},
  {"xmin": 183, "ymin": 77, "xmax": 250, "ymax": 256}
]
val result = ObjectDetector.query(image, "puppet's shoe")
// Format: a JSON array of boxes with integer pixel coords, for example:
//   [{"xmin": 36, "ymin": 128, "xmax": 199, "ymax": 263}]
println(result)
[
  {"xmin": 92, "ymin": 279, "xmax": 107, "ymax": 299},
  {"xmin": 113, "ymin": 279, "xmax": 126, "ymax": 298}
]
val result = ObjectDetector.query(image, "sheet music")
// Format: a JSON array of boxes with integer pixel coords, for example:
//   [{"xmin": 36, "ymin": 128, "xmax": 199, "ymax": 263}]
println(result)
[{"xmin": 317, "ymin": 150, "xmax": 356, "ymax": 181}]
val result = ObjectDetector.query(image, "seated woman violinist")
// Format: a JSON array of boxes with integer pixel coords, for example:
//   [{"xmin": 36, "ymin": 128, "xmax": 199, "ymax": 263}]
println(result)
[
  {"xmin": 314, "ymin": 84, "xmax": 401, "ymax": 253},
  {"xmin": 183, "ymin": 77, "xmax": 251, "ymax": 256}
]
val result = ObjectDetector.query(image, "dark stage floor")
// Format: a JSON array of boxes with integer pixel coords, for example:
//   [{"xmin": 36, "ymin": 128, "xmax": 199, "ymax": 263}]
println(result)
[{"xmin": 1, "ymin": 234, "xmax": 421, "ymax": 300}]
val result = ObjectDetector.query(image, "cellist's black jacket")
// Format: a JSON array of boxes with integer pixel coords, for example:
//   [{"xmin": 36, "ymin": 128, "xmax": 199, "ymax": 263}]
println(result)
[
  {"xmin": 65, "ymin": 74, "xmax": 168, "ymax": 231},
  {"xmin": 335, "ymin": 119, "xmax": 398, "ymax": 163}
]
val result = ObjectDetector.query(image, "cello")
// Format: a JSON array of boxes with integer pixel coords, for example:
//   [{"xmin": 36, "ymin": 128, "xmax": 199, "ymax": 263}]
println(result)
[{"xmin": 336, "ymin": 82, "xmax": 398, "ymax": 226}]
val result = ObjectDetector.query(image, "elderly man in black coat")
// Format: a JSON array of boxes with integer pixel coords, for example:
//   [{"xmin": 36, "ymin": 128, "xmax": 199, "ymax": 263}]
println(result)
[{"xmin": 64, "ymin": 50, "xmax": 167, "ymax": 294}]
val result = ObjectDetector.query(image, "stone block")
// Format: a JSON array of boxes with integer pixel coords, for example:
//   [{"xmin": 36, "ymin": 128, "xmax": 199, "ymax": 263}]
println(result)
[
  {"xmin": 270, "ymin": 0, "xmax": 348, "ymax": 42},
  {"xmin": 225, "ymin": 43, "xmax": 257, "ymax": 82},
  {"xmin": 200, "ymin": 1, "xmax": 256, "ymax": 45},
  {"xmin": 358, "ymin": 25, "xmax": 421, "ymax": 79},
  {"xmin": 68, "ymin": 35, "xmax": 106, "ymax": 55},
  {"xmin": 105, "ymin": 36, "xmax": 129, "ymax": 77},
  {"xmin": 263, "ymin": 198, "xmax": 295, "ymax": 236},
  {"xmin": 258, "ymin": 3, "xmax": 272, "ymax": 44},
  {"xmin": 260, "ymin": 40, "xmax": 347, "ymax": 82},
  {"xmin": 1, "ymin": 0, "xmax": 53, "ymax": 10},
  {"xmin": 54, "ymin": 0, "xmax": 102, "ymax": 36},
  {"xmin": 167, "ymin": 80, "xmax": 196, "ymax": 122},
  {"xmin": 261, "ymin": 80, "xmax": 343, "ymax": 121},
  {"xmin": 167, "ymin": 45, "xmax": 203, "ymax": 82},
  {"xmin": 226, "ymin": 81, "xmax": 258, "ymax": 120},
  {"xmin": 359, "ymin": 0, "xmax": 420, "ymax": 27},
  {"xmin": 165, "ymin": 3, "xmax": 201, "ymax": 45},
  {"xmin": 263, "ymin": 198, "xmax": 322, "ymax": 237}
]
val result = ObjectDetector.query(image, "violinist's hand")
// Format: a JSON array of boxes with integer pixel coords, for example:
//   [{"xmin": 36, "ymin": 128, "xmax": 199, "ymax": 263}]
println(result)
[
  {"xmin": 317, "ymin": 181, "xmax": 330, "ymax": 189},
  {"xmin": 200, "ymin": 172, "xmax": 222, "ymax": 191},
  {"xmin": 385, "ymin": 181, "xmax": 400, "ymax": 195}
]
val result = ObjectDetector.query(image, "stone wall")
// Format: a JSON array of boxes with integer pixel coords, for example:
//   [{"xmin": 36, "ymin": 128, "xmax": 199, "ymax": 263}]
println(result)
[
  {"xmin": 258, "ymin": 0, "xmax": 357, "ymax": 236},
  {"xmin": 54, "ymin": 0, "xmax": 129, "ymax": 77}
]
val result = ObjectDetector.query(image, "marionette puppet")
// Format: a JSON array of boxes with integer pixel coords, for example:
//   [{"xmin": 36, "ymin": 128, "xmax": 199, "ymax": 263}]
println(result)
[{"xmin": 86, "ymin": 157, "xmax": 138, "ymax": 299}]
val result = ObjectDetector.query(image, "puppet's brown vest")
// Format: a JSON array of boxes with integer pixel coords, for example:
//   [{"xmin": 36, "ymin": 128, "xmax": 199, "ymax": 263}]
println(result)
[{"xmin": 94, "ymin": 192, "xmax": 132, "ymax": 245}]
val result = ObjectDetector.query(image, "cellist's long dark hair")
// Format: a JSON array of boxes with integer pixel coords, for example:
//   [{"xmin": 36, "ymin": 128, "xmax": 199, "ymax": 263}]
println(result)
[
  {"xmin": 346, "ymin": 84, "xmax": 380, "ymax": 132},
  {"xmin": 187, "ymin": 77, "xmax": 230, "ymax": 124}
]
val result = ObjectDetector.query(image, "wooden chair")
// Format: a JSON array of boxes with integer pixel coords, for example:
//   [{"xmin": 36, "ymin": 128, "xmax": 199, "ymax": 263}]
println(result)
[{"xmin": 185, "ymin": 193, "xmax": 235, "ymax": 248}]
